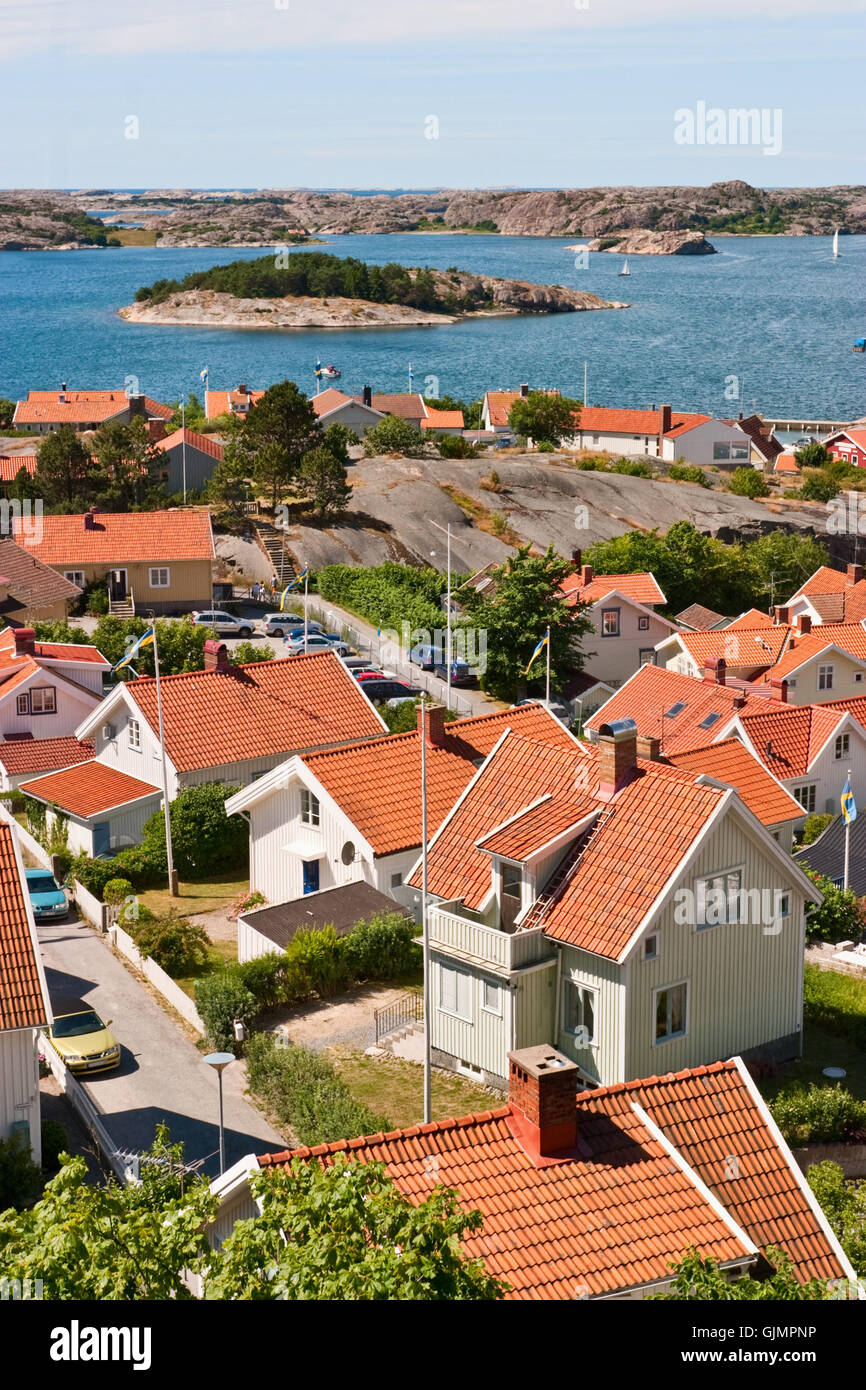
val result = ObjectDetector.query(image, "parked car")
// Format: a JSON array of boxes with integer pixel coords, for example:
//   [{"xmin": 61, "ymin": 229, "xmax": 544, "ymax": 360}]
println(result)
[
  {"xmin": 433, "ymin": 659, "xmax": 475, "ymax": 688},
  {"xmin": 284, "ymin": 633, "xmax": 351, "ymax": 656},
  {"xmin": 25, "ymin": 868, "xmax": 68, "ymax": 922},
  {"xmin": 191, "ymin": 610, "xmax": 253, "ymax": 638},
  {"xmin": 341, "ymin": 656, "xmax": 376, "ymax": 672},
  {"xmin": 47, "ymin": 998, "xmax": 121, "ymax": 1074},
  {"xmin": 409, "ymin": 643, "xmax": 442, "ymax": 671},
  {"xmin": 263, "ymin": 613, "xmax": 324, "ymax": 637},
  {"xmin": 357, "ymin": 678, "xmax": 423, "ymax": 704},
  {"xmin": 352, "ymin": 669, "xmax": 386, "ymax": 681}
]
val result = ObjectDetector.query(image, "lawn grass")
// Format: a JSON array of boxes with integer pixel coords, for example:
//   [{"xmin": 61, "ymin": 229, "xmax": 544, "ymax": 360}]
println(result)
[
  {"xmin": 756, "ymin": 965, "xmax": 866, "ymax": 1107},
  {"xmin": 172, "ymin": 939, "xmax": 237, "ymax": 999},
  {"xmin": 757, "ymin": 1025, "xmax": 866, "ymax": 1106},
  {"xmin": 136, "ymin": 874, "xmax": 248, "ymax": 919},
  {"xmin": 329, "ymin": 1046, "xmax": 497, "ymax": 1131},
  {"xmin": 110, "ymin": 227, "xmax": 158, "ymax": 246}
]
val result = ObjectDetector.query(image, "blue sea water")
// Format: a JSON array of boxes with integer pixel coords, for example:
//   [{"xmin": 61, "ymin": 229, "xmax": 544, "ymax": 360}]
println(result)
[{"xmin": 1, "ymin": 233, "xmax": 863, "ymax": 417}]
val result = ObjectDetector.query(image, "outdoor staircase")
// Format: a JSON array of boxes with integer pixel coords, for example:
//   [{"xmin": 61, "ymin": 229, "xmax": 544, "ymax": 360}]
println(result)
[
  {"xmin": 108, "ymin": 596, "xmax": 135, "ymax": 618},
  {"xmin": 253, "ymin": 521, "xmax": 297, "ymax": 587},
  {"xmin": 520, "ymin": 804, "xmax": 617, "ymax": 931}
]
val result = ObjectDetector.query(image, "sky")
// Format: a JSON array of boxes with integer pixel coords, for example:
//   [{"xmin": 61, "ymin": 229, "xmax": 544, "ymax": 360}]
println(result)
[{"xmin": 0, "ymin": 0, "xmax": 863, "ymax": 188}]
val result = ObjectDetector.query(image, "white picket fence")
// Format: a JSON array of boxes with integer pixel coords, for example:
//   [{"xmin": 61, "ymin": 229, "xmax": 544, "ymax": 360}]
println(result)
[
  {"xmin": 39, "ymin": 1033, "xmax": 129, "ymax": 1182},
  {"xmin": 109, "ymin": 923, "xmax": 205, "ymax": 1034}
]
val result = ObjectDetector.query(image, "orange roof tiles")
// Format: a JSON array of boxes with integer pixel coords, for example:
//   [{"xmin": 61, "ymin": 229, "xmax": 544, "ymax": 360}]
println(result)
[
  {"xmin": 825, "ymin": 694, "xmax": 866, "ymax": 733},
  {"xmin": 256, "ymin": 1058, "xmax": 846, "ymax": 1295},
  {"xmin": 664, "ymin": 413, "xmax": 713, "ymax": 437},
  {"xmin": 0, "ymin": 737, "xmax": 95, "ymax": 777},
  {"xmin": 154, "ymin": 428, "xmax": 224, "ymax": 461},
  {"xmin": 20, "ymin": 761, "xmax": 161, "ymax": 818},
  {"xmin": 476, "ymin": 796, "xmax": 590, "ymax": 860},
  {"xmin": 665, "ymin": 739, "xmax": 804, "ymax": 825},
  {"xmin": 0, "ymin": 455, "xmax": 37, "ymax": 482},
  {"xmin": 12, "ymin": 508, "xmax": 215, "ymax": 565},
  {"xmin": 738, "ymin": 704, "xmax": 844, "ymax": 779},
  {"xmin": 562, "ymin": 569, "xmax": 665, "ymax": 607},
  {"xmin": 725, "ymin": 608, "xmax": 774, "ymax": 630},
  {"xmin": 805, "ymin": 621, "xmax": 866, "ymax": 661},
  {"xmin": 0, "ymin": 628, "xmax": 109, "ymax": 666},
  {"xmin": 677, "ymin": 625, "xmax": 791, "ymax": 671},
  {"xmin": 442, "ymin": 701, "xmax": 576, "ymax": 760},
  {"xmin": 205, "ymin": 387, "xmax": 265, "ymax": 418},
  {"xmin": 309, "ymin": 388, "xmax": 353, "ymax": 417},
  {"xmin": 0, "ymin": 817, "xmax": 47, "ymax": 1032},
  {"xmin": 774, "ymin": 452, "xmax": 800, "ymax": 473},
  {"xmin": 793, "ymin": 565, "xmax": 851, "ymax": 599},
  {"xmin": 484, "ymin": 391, "xmax": 520, "ymax": 427},
  {"xmin": 575, "ymin": 406, "xmax": 663, "ymax": 434},
  {"xmin": 127, "ymin": 650, "xmax": 386, "ymax": 772},
  {"xmin": 420, "ymin": 409, "xmax": 465, "ymax": 430},
  {"xmin": 366, "ymin": 394, "xmax": 426, "ymax": 420}
]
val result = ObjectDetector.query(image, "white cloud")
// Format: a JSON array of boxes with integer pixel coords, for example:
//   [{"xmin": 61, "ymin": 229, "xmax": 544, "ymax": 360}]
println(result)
[{"xmin": 1, "ymin": 0, "xmax": 863, "ymax": 59}]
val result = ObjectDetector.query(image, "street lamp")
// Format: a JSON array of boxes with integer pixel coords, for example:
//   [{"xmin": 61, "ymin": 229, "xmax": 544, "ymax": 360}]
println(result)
[
  {"xmin": 428, "ymin": 519, "xmax": 452, "ymax": 710},
  {"xmin": 204, "ymin": 1051, "xmax": 235, "ymax": 1175}
]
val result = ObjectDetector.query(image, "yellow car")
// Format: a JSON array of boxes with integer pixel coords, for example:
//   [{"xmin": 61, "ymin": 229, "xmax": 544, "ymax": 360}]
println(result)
[{"xmin": 48, "ymin": 998, "xmax": 121, "ymax": 1074}]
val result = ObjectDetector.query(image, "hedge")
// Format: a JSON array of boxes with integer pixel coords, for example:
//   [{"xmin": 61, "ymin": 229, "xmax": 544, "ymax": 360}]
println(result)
[
  {"xmin": 245, "ymin": 1034, "xmax": 389, "ymax": 1146},
  {"xmin": 317, "ymin": 561, "xmax": 446, "ymax": 637},
  {"xmin": 770, "ymin": 1083, "xmax": 866, "ymax": 1147}
]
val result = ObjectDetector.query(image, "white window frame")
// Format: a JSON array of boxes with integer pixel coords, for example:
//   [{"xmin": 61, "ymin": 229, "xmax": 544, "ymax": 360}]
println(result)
[
  {"xmin": 653, "ymin": 979, "xmax": 689, "ymax": 1045},
  {"xmin": 30, "ymin": 686, "xmax": 56, "ymax": 715},
  {"xmin": 818, "ymin": 663, "xmax": 835, "ymax": 691},
  {"xmin": 561, "ymin": 979, "xmax": 597, "ymax": 1044},
  {"xmin": 299, "ymin": 787, "xmax": 320, "ymax": 828},
  {"xmin": 481, "ymin": 978, "xmax": 503, "ymax": 1016},
  {"xmin": 834, "ymin": 733, "xmax": 850, "ymax": 760},
  {"xmin": 639, "ymin": 648, "xmax": 656, "ymax": 666},
  {"xmin": 128, "ymin": 717, "xmax": 141, "ymax": 751},
  {"xmin": 64, "ymin": 570, "xmax": 85, "ymax": 588},
  {"xmin": 638, "ymin": 615, "xmax": 650, "ymax": 632},
  {"xmin": 694, "ymin": 866, "xmax": 744, "ymax": 929},
  {"xmin": 501, "ymin": 863, "xmax": 522, "ymax": 901},
  {"xmin": 149, "ymin": 567, "xmax": 170, "ymax": 589},
  {"xmin": 438, "ymin": 963, "xmax": 472, "ymax": 1021},
  {"xmin": 15, "ymin": 693, "xmax": 28, "ymax": 716}
]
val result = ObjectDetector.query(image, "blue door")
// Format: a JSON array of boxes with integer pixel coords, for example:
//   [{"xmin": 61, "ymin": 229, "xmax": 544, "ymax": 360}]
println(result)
[
  {"xmin": 92, "ymin": 821, "xmax": 111, "ymax": 856},
  {"xmin": 302, "ymin": 860, "xmax": 319, "ymax": 895}
]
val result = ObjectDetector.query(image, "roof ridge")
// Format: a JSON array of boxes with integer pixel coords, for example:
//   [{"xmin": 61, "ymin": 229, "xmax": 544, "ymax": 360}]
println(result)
[{"xmin": 259, "ymin": 1104, "xmax": 514, "ymax": 1163}]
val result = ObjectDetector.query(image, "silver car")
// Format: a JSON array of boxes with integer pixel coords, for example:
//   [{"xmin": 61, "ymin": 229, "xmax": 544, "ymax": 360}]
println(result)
[
  {"xmin": 191, "ymin": 610, "xmax": 254, "ymax": 638},
  {"xmin": 263, "ymin": 613, "xmax": 324, "ymax": 638},
  {"xmin": 284, "ymin": 633, "xmax": 351, "ymax": 656}
]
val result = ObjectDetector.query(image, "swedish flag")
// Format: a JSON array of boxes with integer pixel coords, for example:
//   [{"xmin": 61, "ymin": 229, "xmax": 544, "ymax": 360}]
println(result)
[
  {"xmin": 279, "ymin": 567, "xmax": 309, "ymax": 609},
  {"xmin": 200, "ymin": 366, "xmax": 208, "ymax": 382},
  {"xmin": 842, "ymin": 779, "xmax": 857, "ymax": 825},
  {"xmin": 524, "ymin": 630, "xmax": 549, "ymax": 676},
  {"xmin": 315, "ymin": 359, "xmax": 322, "ymax": 379},
  {"xmin": 112, "ymin": 627, "xmax": 155, "ymax": 673}
]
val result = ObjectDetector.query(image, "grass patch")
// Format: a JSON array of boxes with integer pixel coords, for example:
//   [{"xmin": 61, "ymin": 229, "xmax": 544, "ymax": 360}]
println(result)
[
  {"xmin": 135, "ymin": 873, "xmax": 248, "ymax": 919},
  {"xmin": 111, "ymin": 227, "xmax": 158, "ymax": 246},
  {"xmin": 757, "ymin": 1025, "xmax": 866, "ymax": 1107},
  {"xmin": 329, "ymin": 1046, "xmax": 497, "ymax": 1130},
  {"xmin": 438, "ymin": 484, "xmax": 522, "ymax": 546},
  {"xmin": 172, "ymin": 939, "xmax": 237, "ymax": 999}
]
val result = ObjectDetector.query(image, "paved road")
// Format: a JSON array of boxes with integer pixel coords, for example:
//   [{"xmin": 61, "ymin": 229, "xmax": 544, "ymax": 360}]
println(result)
[{"xmin": 38, "ymin": 910, "xmax": 287, "ymax": 1179}]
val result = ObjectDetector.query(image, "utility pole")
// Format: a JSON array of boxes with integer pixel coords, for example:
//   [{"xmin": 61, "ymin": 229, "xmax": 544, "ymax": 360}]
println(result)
[
  {"xmin": 429, "ymin": 518, "xmax": 453, "ymax": 710},
  {"xmin": 180, "ymin": 394, "xmax": 187, "ymax": 504},
  {"xmin": 151, "ymin": 621, "xmax": 178, "ymax": 897}
]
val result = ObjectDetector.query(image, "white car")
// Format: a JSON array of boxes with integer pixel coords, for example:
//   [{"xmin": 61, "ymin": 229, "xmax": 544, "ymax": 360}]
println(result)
[
  {"xmin": 191, "ymin": 610, "xmax": 254, "ymax": 638},
  {"xmin": 263, "ymin": 613, "xmax": 325, "ymax": 638},
  {"xmin": 284, "ymin": 633, "xmax": 351, "ymax": 656}
]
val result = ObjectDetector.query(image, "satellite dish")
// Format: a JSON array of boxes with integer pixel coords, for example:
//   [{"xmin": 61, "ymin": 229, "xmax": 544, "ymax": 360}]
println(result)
[{"xmin": 341, "ymin": 841, "xmax": 356, "ymax": 866}]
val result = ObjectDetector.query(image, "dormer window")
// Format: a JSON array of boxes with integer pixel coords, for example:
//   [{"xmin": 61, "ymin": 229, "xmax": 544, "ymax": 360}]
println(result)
[{"xmin": 501, "ymin": 864, "xmax": 522, "ymax": 900}]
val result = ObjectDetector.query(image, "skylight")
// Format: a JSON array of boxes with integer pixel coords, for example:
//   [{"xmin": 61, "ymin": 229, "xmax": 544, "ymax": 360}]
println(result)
[
  {"xmin": 698, "ymin": 711, "xmax": 722, "ymax": 730},
  {"xmin": 665, "ymin": 701, "xmax": 686, "ymax": 718}
]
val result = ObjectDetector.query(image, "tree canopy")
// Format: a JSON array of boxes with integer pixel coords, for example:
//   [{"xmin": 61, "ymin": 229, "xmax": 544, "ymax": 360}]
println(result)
[
  {"xmin": 655, "ymin": 1247, "xmax": 834, "ymax": 1301},
  {"xmin": 225, "ymin": 379, "xmax": 322, "ymax": 509},
  {"xmin": 507, "ymin": 391, "xmax": 581, "ymax": 448},
  {"xmin": 298, "ymin": 444, "xmax": 352, "ymax": 520}
]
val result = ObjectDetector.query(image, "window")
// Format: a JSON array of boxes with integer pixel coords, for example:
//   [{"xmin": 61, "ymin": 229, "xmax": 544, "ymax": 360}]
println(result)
[
  {"xmin": 856, "ymin": 673, "xmax": 864, "ymax": 684},
  {"xmin": 439, "ymin": 963, "xmax": 472, "ymax": 1020},
  {"xmin": 15, "ymin": 694, "xmax": 28, "ymax": 716},
  {"xmin": 695, "ymin": 868, "xmax": 743, "ymax": 928},
  {"xmin": 149, "ymin": 567, "xmax": 170, "ymax": 588},
  {"xmin": 601, "ymin": 608, "xmax": 620, "ymax": 637},
  {"xmin": 787, "ymin": 678, "xmax": 797, "ymax": 689},
  {"xmin": 655, "ymin": 982, "xmax": 688, "ymax": 1042},
  {"xmin": 128, "ymin": 718, "xmax": 141, "ymax": 751},
  {"xmin": 638, "ymin": 615, "xmax": 650, "ymax": 632},
  {"xmin": 30, "ymin": 686, "xmax": 56, "ymax": 715},
  {"xmin": 731, "ymin": 443, "xmax": 750, "ymax": 461},
  {"xmin": 776, "ymin": 892, "xmax": 791, "ymax": 919},
  {"xmin": 698, "ymin": 711, "xmax": 722, "ymax": 731},
  {"xmin": 562, "ymin": 981, "xmax": 596, "ymax": 1043},
  {"xmin": 639, "ymin": 649, "xmax": 656, "ymax": 666},
  {"xmin": 643, "ymin": 934, "xmax": 658, "ymax": 960},
  {"xmin": 300, "ymin": 788, "xmax": 320, "ymax": 827},
  {"xmin": 835, "ymin": 734, "xmax": 850, "ymax": 760},
  {"xmin": 665, "ymin": 701, "xmax": 686, "ymax": 719},
  {"xmin": 64, "ymin": 570, "xmax": 85, "ymax": 588},
  {"xmin": 482, "ymin": 979, "xmax": 502, "ymax": 1015},
  {"xmin": 501, "ymin": 864, "xmax": 522, "ymax": 900},
  {"xmin": 794, "ymin": 784, "xmax": 816, "ymax": 813},
  {"xmin": 390, "ymin": 871, "xmax": 403, "ymax": 889},
  {"xmin": 713, "ymin": 442, "xmax": 731, "ymax": 460},
  {"xmin": 818, "ymin": 664, "xmax": 835, "ymax": 691}
]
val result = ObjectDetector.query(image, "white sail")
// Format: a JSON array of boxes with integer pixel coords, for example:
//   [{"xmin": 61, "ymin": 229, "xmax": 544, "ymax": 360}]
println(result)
[
  {"xmin": 833, "ymin": 228, "xmax": 840, "ymax": 258},
  {"xmin": 620, "ymin": 258, "xmax": 630, "ymax": 276}
]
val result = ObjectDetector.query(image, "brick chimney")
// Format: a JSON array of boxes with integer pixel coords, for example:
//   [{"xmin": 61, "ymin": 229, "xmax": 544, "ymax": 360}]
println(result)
[
  {"xmin": 237, "ymin": 383, "xmax": 248, "ymax": 397},
  {"xmin": 636, "ymin": 733, "xmax": 661, "ymax": 761},
  {"xmin": 579, "ymin": 563, "xmax": 593, "ymax": 588},
  {"xmin": 732, "ymin": 692, "xmax": 747, "ymax": 710},
  {"xmin": 417, "ymin": 702, "xmax": 447, "ymax": 748},
  {"xmin": 768, "ymin": 677, "xmax": 788, "ymax": 703},
  {"xmin": 13, "ymin": 627, "xmax": 35, "ymax": 657},
  {"xmin": 203, "ymin": 639, "xmax": 232, "ymax": 674},
  {"xmin": 797, "ymin": 614, "xmax": 812, "ymax": 635},
  {"xmin": 774, "ymin": 605, "xmax": 790, "ymax": 626},
  {"xmin": 507, "ymin": 1046, "xmax": 579, "ymax": 1158},
  {"xmin": 520, "ymin": 382, "xmax": 530, "ymax": 398},
  {"xmin": 83, "ymin": 506, "xmax": 100, "ymax": 530},
  {"xmin": 658, "ymin": 404, "xmax": 672, "ymax": 448},
  {"xmin": 362, "ymin": 385, "xmax": 372, "ymax": 407},
  {"xmin": 703, "ymin": 655, "xmax": 726, "ymax": 685},
  {"xmin": 847, "ymin": 564, "xmax": 864, "ymax": 587},
  {"xmin": 597, "ymin": 718, "xmax": 638, "ymax": 798},
  {"xmin": 127, "ymin": 393, "xmax": 147, "ymax": 420}
]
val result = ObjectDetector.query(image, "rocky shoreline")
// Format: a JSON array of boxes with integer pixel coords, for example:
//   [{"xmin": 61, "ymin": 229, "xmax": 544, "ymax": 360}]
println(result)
[{"xmin": 575, "ymin": 229, "xmax": 716, "ymax": 256}]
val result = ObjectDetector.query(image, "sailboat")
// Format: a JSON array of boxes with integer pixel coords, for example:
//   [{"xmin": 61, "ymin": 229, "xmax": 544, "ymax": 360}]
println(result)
[
  {"xmin": 619, "ymin": 258, "xmax": 630, "ymax": 277},
  {"xmin": 833, "ymin": 228, "xmax": 840, "ymax": 260}
]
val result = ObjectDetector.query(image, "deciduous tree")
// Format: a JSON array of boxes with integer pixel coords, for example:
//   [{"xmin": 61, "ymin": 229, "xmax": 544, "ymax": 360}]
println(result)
[{"xmin": 507, "ymin": 392, "xmax": 581, "ymax": 449}]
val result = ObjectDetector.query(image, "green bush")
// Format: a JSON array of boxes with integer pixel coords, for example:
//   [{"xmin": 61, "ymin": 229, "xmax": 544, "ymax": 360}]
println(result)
[
  {"xmin": 288, "ymin": 924, "xmax": 353, "ymax": 998},
  {"xmin": 729, "ymin": 466, "xmax": 769, "ymax": 499},
  {"xmin": 668, "ymin": 463, "xmax": 711, "ymax": 488},
  {"xmin": 342, "ymin": 912, "xmax": 419, "ymax": 980},
  {"xmin": 142, "ymin": 782, "xmax": 247, "ymax": 877},
  {"xmin": 803, "ymin": 869, "xmax": 865, "ymax": 943},
  {"xmin": 800, "ymin": 813, "xmax": 834, "ymax": 847},
  {"xmin": 803, "ymin": 963, "xmax": 866, "ymax": 1051},
  {"xmin": 119, "ymin": 900, "xmax": 154, "ymax": 929},
  {"xmin": 69, "ymin": 854, "xmax": 122, "ymax": 897},
  {"xmin": 103, "ymin": 877, "xmax": 133, "ymax": 906},
  {"xmin": 133, "ymin": 914, "xmax": 211, "ymax": 976},
  {"xmin": 770, "ymin": 1084, "xmax": 866, "ymax": 1147},
  {"xmin": 112, "ymin": 844, "xmax": 166, "ymax": 887},
  {"xmin": 0, "ymin": 1132, "xmax": 43, "ymax": 1211},
  {"xmin": 317, "ymin": 560, "xmax": 447, "ymax": 637},
  {"xmin": 195, "ymin": 970, "xmax": 257, "ymax": 1053},
  {"xmin": 437, "ymin": 435, "xmax": 479, "ymax": 459},
  {"xmin": 363, "ymin": 415, "xmax": 427, "ymax": 458},
  {"xmin": 610, "ymin": 457, "xmax": 654, "ymax": 478},
  {"xmin": 799, "ymin": 472, "xmax": 839, "ymax": 504},
  {"xmin": 574, "ymin": 455, "xmax": 607, "ymax": 471},
  {"xmin": 40, "ymin": 1120, "xmax": 69, "ymax": 1172},
  {"xmin": 245, "ymin": 1033, "xmax": 389, "ymax": 1146},
  {"xmin": 236, "ymin": 952, "xmax": 294, "ymax": 1011}
]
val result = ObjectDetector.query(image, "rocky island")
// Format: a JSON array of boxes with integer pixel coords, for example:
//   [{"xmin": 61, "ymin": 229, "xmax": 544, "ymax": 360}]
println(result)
[
  {"xmin": 119, "ymin": 253, "xmax": 627, "ymax": 329},
  {"xmin": 576, "ymin": 229, "xmax": 716, "ymax": 256}
]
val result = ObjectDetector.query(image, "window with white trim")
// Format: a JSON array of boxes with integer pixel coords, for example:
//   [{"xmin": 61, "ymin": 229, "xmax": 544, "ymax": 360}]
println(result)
[
  {"xmin": 30, "ymin": 686, "xmax": 56, "ymax": 715},
  {"xmin": 638, "ymin": 615, "xmax": 650, "ymax": 632},
  {"xmin": 695, "ymin": 868, "xmax": 743, "ymax": 928},
  {"xmin": 501, "ymin": 863, "xmax": 522, "ymax": 900},
  {"xmin": 64, "ymin": 570, "xmax": 85, "ymax": 588},
  {"xmin": 128, "ymin": 718, "xmax": 141, "ymax": 751},
  {"xmin": 639, "ymin": 648, "xmax": 656, "ymax": 666},
  {"xmin": 655, "ymin": 981, "xmax": 687, "ymax": 1043},
  {"xmin": 601, "ymin": 608, "xmax": 620, "ymax": 637},
  {"xmin": 835, "ymin": 734, "xmax": 850, "ymax": 760},
  {"xmin": 482, "ymin": 979, "xmax": 502, "ymax": 1015},
  {"xmin": 818, "ymin": 663, "xmax": 835, "ymax": 691},
  {"xmin": 713, "ymin": 442, "xmax": 731, "ymax": 460},
  {"xmin": 794, "ymin": 784, "xmax": 816, "ymax": 812},
  {"xmin": 776, "ymin": 892, "xmax": 791, "ymax": 919},
  {"xmin": 562, "ymin": 981, "xmax": 596, "ymax": 1043},
  {"xmin": 300, "ymin": 788, "xmax": 320, "ymax": 827},
  {"xmin": 16, "ymin": 694, "xmax": 28, "ymax": 716},
  {"xmin": 149, "ymin": 567, "xmax": 170, "ymax": 588},
  {"xmin": 439, "ymin": 963, "xmax": 472, "ymax": 1020}
]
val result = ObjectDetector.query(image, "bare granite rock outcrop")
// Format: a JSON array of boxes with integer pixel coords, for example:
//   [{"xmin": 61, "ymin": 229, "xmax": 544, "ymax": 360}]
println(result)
[{"xmin": 579, "ymin": 229, "xmax": 716, "ymax": 255}]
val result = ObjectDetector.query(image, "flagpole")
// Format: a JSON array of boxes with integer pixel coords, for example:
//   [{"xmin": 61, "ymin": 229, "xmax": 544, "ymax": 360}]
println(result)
[
  {"xmin": 420, "ymin": 691, "xmax": 431, "ymax": 1124},
  {"xmin": 545, "ymin": 625, "xmax": 551, "ymax": 703},
  {"xmin": 304, "ymin": 568, "xmax": 309, "ymax": 654},
  {"xmin": 844, "ymin": 766, "xmax": 852, "ymax": 890},
  {"xmin": 180, "ymin": 394, "xmax": 187, "ymax": 505},
  {"xmin": 151, "ymin": 623, "xmax": 177, "ymax": 897}
]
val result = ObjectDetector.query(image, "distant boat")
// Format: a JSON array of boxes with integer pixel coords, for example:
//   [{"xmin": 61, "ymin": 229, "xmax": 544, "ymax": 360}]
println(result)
[
  {"xmin": 833, "ymin": 228, "xmax": 840, "ymax": 259},
  {"xmin": 619, "ymin": 258, "xmax": 630, "ymax": 277},
  {"xmin": 321, "ymin": 365, "xmax": 341, "ymax": 379},
  {"xmin": 854, "ymin": 338, "xmax": 866, "ymax": 353}
]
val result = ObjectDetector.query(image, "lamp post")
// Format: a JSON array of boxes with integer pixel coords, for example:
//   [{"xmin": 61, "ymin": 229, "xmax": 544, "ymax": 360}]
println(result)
[
  {"xmin": 204, "ymin": 1051, "xmax": 235, "ymax": 1175},
  {"xmin": 429, "ymin": 519, "xmax": 452, "ymax": 710}
]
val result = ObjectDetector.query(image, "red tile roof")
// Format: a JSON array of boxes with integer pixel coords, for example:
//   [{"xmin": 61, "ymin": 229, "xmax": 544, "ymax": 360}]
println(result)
[
  {"xmin": 484, "ymin": 391, "xmax": 520, "ymax": 427},
  {"xmin": 0, "ymin": 815, "xmax": 47, "ymax": 1031},
  {"xmin": 12, "ymin": 508, "xmax": 215, "ymax": 565},
  {"xmin": 154, "ymin": 428, "xmax": 224, "ymax": 461},
  {"xmin": 675, "ymin": 625, "xmax": 791, "ymax": 672},
  {"xmin": 126, "ymin": 650, "xmax": 387, "ymax": 773},
  {"xmin": 664, "ymin": 414, "xmax": 713, "ymax": 438},
  {"xmin": 561, "ymin": 569, "xmax": 665, "ymax": 607},
  {"xmin": 0, "ymin": 737, "xmax": 95, "ymax": 777},
  {"xmin": 0, "ymin": 538, "xmax": 82, "ymax": 612},
  {"xmin": 363, "ymin": 394, "xmax": 426, "ymax": 421},
  {"xmin": 19, "ymin": 761, "xmax": 161, "ymax": 818},
  {"xmin": 738, "ymin": 704, "xmax": 844, "ymax": 779},
  {"xmin": 793, "ymin": 566, "xmax": 851, "ymax": 599},
  {"xmin": 205, "ymin": 387, "xmax": 265, "ymax": 419},
  {"xmin": 14, "ymin": 390, "xmax": 172, "ymax": 426},
  {"xmin": 770, "ymin": 630, "xmax": 866, "ymax": 680},
  {"xmin": 420, "ymin": 409, "xmax": 465, "ymax": 430},
  {"xmin": 725, "ymin": 608, "xmax": 774, "ymax": 630},
  {"xmin": 825, "ymin": 428, "xmax": 866, "ymax": 451},
  {"xmin": 0, "ymin": 455, "xmax": 37, "ymax": 482},
  {"xmin": 476, "ymin": 796, "xmax": 590, "ymax": 860},
  {"xmin": 805, "ymin": 621, "xmax": 866, "ymax": 661},
  {"xmin": 665, "ymin": 739, "xmax": 804, "ymax": 826},
  {"xmin": 256, "ymin": 1058, "xmax": 846, "ymax": 1295},
  {"xmin": 674, "ymin": 603, "xmax": 726, "ymax": 630},
  {"xmin": 310, "ymin": 388, "xmax": 353, "ymax": 417},
  {"xmin": 574, "ymin": 406, "xmax": 709, "ymax": 439},
  {"xmin": 584, "ymin": 665, "xmax": 784, "ymax": 755},
  {"xmin": 0, "ymin": 628, "xmax": 109, "ymax": 666},
  {"xmin": 825, "ymin": 694, "xmax": 866, "ymax": 733},
  {"xmin": 774, "ymin": 452, "xmax": 800, "ymax": 473}
]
